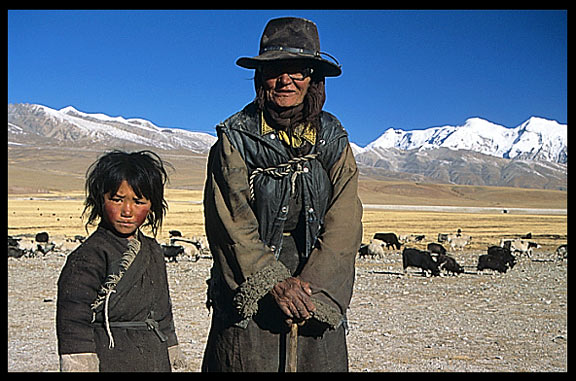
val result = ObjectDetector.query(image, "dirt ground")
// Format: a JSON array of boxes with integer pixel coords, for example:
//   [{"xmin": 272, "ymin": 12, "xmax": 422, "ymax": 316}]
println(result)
[{"xmin": 7, "ymin": 247, "xmax": 567, "ymax": 372}]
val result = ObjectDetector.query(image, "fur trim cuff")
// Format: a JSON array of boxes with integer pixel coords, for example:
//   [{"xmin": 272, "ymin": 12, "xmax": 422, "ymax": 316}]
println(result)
[
  {"xmin": 233, "ymin": 261, "xmax": 291, "ymax": 320},
  {"xmin": 312, "ymin": 298, "xmax": 343, "ymax": 329}
]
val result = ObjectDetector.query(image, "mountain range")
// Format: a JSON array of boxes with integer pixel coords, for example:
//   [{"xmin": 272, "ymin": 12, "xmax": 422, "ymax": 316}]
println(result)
[
  {"xmin": 8, "ymin": 103, "xmax": 567, "ymax": 190},
  {"xmin": 354, "ymin": 116, "xmax": 567, "ymax": 164},
  {"xmin": 8, "ymin": 103, "xmax": 216, "ymax": 153}
]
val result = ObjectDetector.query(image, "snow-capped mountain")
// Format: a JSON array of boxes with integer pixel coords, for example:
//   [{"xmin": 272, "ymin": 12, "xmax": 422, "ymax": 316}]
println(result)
[
  {"xmin": 360, "ymin": 117, "xmax": 567, "ymax": 164},
  {"xmin": 7, "ymin": 103, "xmax": 567, "ymax": 190},
  {"xmin": 353, "ymin": 116, "xmax": 567, "ymax": 190},
  {"xmin": 8, "ymin": 103, "xmax": 217, "ymax": 153}
]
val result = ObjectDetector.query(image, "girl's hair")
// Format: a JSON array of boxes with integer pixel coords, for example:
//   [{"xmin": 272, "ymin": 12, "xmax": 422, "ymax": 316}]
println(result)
[{"xmin": 83, "ymin": 150, "xmax": 172, "ymax": 237}]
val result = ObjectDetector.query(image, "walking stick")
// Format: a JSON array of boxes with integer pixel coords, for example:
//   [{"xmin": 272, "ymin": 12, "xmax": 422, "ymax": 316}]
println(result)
[{"xmin": 287, "ymin": 323, "xmax": 298, "ymax": 372}]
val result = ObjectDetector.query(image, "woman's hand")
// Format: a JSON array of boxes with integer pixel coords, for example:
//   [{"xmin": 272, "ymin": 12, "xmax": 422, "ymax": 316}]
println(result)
[{"xmin": 270, "ymin": 277, "xmax": 316, "ymax": 323}]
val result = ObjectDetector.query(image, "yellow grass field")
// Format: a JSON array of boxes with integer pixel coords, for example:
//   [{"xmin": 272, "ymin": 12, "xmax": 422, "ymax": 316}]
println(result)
[{"xmin": 8, "ymin": 188, "xmax": 567, "ymax": 254}]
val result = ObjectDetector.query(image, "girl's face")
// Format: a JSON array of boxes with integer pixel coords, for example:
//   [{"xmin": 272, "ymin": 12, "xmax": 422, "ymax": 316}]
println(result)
[{"xmin": 103, "ymin": 180, "xmax": 151, "ymax": 238}]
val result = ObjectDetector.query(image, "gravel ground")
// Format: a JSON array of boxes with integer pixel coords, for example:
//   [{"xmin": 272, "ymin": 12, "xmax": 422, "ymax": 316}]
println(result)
[{"xmin": 7, "ymin": 249, "xmax": 567, "ymax": 372}]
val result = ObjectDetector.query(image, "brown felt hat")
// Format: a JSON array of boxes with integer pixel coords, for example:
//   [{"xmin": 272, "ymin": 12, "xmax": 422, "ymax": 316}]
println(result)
[{"xmin": 236, "ymin": 17, "xmax": 342, "ymax": 77}]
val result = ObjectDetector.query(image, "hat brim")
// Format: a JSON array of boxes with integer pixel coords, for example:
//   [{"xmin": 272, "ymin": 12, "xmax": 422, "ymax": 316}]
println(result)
[{"xmin": 236, "ymin": 50, "xmax": 342, "ymax": 77}]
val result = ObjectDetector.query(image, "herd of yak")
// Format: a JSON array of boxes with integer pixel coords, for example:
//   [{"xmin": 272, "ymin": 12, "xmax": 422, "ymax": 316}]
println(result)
[
  {"xmin": 7, "ymin": 230, "xmax": 208, "ymax": 262},
  {"xmin": 358, "ymin": 231, "xmax": 567, "ymax": 277},
  {"xmin": 8, "ymin": 229, "xmax": 567, "ymax": 278}
]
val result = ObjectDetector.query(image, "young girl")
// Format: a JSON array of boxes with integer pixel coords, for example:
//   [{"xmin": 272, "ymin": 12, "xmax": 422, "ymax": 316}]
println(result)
[{"xmin": 56, "ymin": 150, "xmax": 183, "ymax": 372}]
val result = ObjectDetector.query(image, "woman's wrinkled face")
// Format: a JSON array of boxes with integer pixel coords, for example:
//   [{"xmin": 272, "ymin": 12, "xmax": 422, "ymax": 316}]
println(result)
[
  {"xmin": 261, "ymin": 60, "xmax": 312, "ymax": 108},
  {"xmin": 103, "ymin": 180, "xmax": 151, "ymax": 238}
]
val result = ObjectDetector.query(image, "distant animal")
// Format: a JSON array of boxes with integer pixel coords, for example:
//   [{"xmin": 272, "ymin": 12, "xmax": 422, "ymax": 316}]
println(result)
[
  {"xmin": 35, "ymin": 232, "xmax": 49, "ymax": 243},
  {"xmin": 400, "ymin": 234, "xmax": 426, "ymax": 243},
  {"xmin": 412, "ymin": 234, "xmax": 426, "ymax": 242},
  {"xmin": 16, "ymin": 239, "xmax": 37, "ymax": 255},
  {"xmin": 8, "ymin": 246, "xmax": 25, "ymax": 258},
  {"xmin": 169, "ymin": 236, "xmax": 208, "ymax": 261},
  {"xmin": 8, "ymin": 236, "xmax": 21, "ymax": 247},
  {"xmin": 477, "ymin": 246, "xmax": 516, "ymax": 273},
  {"xmin": 427, "ymin": 242, "xmax": 447, "ymax": 255},
  {"xmin": 487, "ymin": 245, "xmax": 516, "ymax": 269},
  {"xmin": 36, "ymin": 242, "xmax": 56, "ymax": 255},
  {"xmin": 449, "ymin": 237, "xmax": 469, "ymax": 251},
  {"xmin": 372, "ymin": 232, "xmax": 402, "ymax": 250},
  {"xmin": 8, "ymin": 236, "xmax": 25, "ymax": 258},
  {"xmin": 368, "ymin": 239, "xmax": 386, "ymax": 258},
  {"xmin": 437, "ymin": 233, "xmax": 449, "ymax": 243},
  {"xmin": 436, "ymin": 253, "xmax": 464, "ymax": 275},
  {"xmin": 500, "ymin": 239, "xmax": 539, "ymax": 258},
  {"xmin": 477, "ymin": 254, "xmax": 508, "ymax": 273},
  {"xmin": 161, "ymin": 244, "xmax": 184, "ymax": 262},
  {"xmin": 358, "ymin": 244, "xmax": 369, "ymax": 258},
  {"xmin": 555, "ymin": 244, "xmax": 567, "ymax": 261},
  {"xmin": 402, "ymin": 248, "xmax": 440, "ymax": 276}
]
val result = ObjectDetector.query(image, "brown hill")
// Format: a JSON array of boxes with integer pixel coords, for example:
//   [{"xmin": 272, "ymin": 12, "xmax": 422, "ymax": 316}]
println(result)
[{"xmin": 8, "ymin": 145, "xmax": 566, "ymax": 211}]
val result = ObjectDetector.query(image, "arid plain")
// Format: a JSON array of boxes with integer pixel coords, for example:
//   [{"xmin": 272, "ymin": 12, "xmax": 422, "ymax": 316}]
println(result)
[{"xmin": 8, "ymin": 146, "xmax": 567, "ymax": 371}]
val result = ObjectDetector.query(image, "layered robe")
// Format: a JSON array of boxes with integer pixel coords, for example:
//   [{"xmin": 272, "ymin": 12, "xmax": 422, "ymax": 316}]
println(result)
[
  {"xmin": 202, "ymin": 104, "xmax": 363, "ymax": 372},
  {"xmin": 56, "ymin": 225, "xmax": 178, "ymax": 372}
]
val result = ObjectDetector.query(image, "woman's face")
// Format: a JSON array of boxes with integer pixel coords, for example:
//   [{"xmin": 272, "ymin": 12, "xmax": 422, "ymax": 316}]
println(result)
[
  {"xmin": 103, "ymin": 180, "xmax": 151, "ymax": 238},
  {"xmin": 262, "ymin": 60, "xmax": 312, "ymax": 108}
]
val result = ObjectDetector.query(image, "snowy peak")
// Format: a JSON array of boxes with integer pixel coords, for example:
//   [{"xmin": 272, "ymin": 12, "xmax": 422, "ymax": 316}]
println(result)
[
  {"xmin": 364, "ymin": 117, "xmax": 566, "ymax": 164},
  {"xmin": 7, "ymin": 103, "xmax": 217, "ymax": 153},
  {"xmin": 60, "ymin": 105, "xmax": 162, "ymax": 132}
]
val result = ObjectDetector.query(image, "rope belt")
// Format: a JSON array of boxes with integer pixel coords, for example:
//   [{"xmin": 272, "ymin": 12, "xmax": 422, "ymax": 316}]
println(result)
[{"xmin": 249, "ymin": 153, "xmax": 318, "ymax": 200}]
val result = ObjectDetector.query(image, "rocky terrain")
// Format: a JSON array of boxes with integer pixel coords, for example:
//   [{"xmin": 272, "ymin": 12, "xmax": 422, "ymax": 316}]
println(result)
[{"xmin": 8, "ymin": 248, "xmax": 567, "ymax": 372}]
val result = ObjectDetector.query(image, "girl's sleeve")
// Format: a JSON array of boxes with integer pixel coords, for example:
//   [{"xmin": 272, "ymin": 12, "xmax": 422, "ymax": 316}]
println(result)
[{"xmin": 56, "ymin": 246, "xmax": 104, "ymax": 354}]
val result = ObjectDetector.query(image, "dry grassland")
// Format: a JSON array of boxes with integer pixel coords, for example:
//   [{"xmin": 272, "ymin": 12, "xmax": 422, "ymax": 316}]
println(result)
[
  {"xmin": 8, "ymin": 187, "xmax": 566, "ymax": 253},
  {"xmin": 358, "ymin": 179, "xmax": 567, "ymax": 209}
]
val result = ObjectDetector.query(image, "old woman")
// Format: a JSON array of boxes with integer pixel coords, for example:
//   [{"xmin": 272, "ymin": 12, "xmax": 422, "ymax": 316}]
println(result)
[{"xmin": 202, "ymin": 17, "xmax": 362, "ymax": 372}]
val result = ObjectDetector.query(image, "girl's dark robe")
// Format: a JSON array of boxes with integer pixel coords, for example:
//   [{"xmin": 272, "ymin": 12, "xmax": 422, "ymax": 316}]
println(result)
[{"xmin": 56, "ymin": 225, "xmax": 178, "ymax": 372}]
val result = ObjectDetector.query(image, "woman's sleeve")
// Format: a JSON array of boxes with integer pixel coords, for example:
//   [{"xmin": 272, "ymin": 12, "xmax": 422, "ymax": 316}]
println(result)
[
  {"xmin": 204, "ymin": 133, "xmax": 291, "ymax": 320},
  {"xmin": 299, "ymin": 142, "xmax": 363, "ymax": 328}
]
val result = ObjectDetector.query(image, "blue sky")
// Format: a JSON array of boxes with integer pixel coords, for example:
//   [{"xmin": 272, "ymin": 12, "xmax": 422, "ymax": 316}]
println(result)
[{"xmin": 8, "ymin": 9, "xmax": 567, "ymax": 146}]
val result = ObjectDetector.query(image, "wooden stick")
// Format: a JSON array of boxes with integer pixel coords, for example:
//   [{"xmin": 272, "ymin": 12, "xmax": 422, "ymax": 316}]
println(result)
[{"xmin": 287, "ymin": 323, "xmax": 298, "ymax": 372}]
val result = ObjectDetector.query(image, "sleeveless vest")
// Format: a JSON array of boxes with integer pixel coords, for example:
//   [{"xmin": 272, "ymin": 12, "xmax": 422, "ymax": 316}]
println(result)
[{"xmin": 217, "ymin": 102, "xmax": 349, "ymax": 258}]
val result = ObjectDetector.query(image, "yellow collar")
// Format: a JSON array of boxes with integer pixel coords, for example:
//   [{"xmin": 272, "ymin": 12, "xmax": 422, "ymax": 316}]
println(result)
[{"xmin": 261, "ymin": 112, "xmax": 316, "ymax": 148}]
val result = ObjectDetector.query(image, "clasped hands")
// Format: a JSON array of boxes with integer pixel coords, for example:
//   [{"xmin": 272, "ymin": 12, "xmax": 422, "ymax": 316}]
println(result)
[{"xmin": 269, "ymin": 277, "xmax": 316, "ymax": 325}]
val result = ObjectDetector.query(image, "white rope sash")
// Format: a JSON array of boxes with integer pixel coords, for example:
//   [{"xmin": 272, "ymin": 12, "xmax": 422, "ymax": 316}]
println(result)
[{"xmin": 248, "ymin": 153, "xmax": 318, "ymax": 200}]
